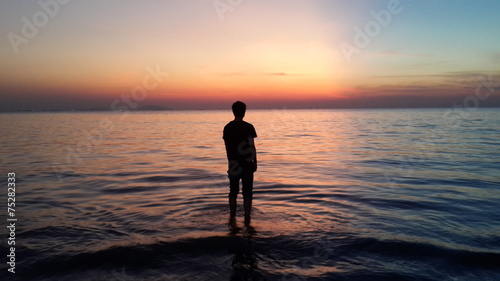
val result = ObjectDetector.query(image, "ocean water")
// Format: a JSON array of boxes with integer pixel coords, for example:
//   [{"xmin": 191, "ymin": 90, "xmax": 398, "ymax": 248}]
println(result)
[{"xmin": 0, "ymin": 108, "xmax": 499, "ymax": 281}]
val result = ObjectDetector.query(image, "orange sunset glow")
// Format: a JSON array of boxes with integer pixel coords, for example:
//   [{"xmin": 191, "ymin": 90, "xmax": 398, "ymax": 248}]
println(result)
[{"xmin": 1, "ymin": 0, "xmax": 499, "ymax": 110}]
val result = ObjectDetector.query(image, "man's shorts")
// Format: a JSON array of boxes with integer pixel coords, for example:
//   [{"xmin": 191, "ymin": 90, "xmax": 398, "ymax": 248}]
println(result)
[{"xmin": 228, "ymin": 166, "xmax": 254, "ymax": 199}]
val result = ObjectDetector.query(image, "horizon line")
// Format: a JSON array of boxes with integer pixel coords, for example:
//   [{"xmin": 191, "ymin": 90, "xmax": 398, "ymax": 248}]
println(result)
[{"xmin": 2, "ymin": 106, "xmax": 500, "ymax": 113}]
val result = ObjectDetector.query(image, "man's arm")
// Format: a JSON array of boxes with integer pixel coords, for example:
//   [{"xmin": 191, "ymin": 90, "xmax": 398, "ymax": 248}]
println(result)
[{"xmin": 248, "ymin": 137, "xmax": 257, "ymax": 172}]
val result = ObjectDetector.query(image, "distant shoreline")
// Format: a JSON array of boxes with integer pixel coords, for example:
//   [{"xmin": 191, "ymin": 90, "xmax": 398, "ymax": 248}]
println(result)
[{"xmin": 1, "ymin": 106, "xmax": 500, "ymax": 113}]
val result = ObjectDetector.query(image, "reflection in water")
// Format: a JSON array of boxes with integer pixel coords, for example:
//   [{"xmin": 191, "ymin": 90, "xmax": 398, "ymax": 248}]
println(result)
[{"xmin": 229, "ymin": 225, "xmax": 262, "ymax": 281}]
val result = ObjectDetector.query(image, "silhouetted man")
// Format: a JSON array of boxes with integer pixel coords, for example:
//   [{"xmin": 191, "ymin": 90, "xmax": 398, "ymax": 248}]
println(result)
[{"xmin": 223, "ymin": 101, "xmax": 257, "ymax": 227}]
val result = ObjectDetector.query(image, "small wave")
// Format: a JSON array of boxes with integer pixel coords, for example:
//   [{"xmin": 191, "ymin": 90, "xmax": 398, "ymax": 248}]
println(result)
[
  {"xmin": 102, "ymin": 185, "xmax": 164, "ymax": 194},
  {"xmin": 341, "ymin": 237, "xmax": 500, "ymax": 270},
  {"xmin": 135, "ymin": 175, "xmax": 185, "ymax": 183},
  {"xmin": 16, "ymin": 235, "xmax": 254, "ymax": 280},
  {"xmin": 192, "ymin": 145, "xmax": 212, "ymax": 149}
]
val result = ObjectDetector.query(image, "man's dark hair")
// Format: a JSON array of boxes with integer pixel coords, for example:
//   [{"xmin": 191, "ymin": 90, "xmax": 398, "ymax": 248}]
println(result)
[{"xmin": 232, "ymin": 101, "xmax": 246, "ymax": 118}]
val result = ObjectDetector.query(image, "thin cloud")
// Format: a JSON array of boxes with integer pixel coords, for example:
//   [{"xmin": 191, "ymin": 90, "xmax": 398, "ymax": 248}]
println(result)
[
  {"xmin": 354, "ymin": 73, "xmax": 500, "ymax": 97},
  {"xmin": 369, "ymin": 71, "xmax": 500, "ymax": 80},
  {"xmin": 218, "ymin": 72, "xmax": 295, "ymax": 77},
  {"xmin": 393, "ymin": 61, "xmax": 449, "ymax": 69},
  {"xmin": 378, "ymin": 51, "xmax": 434, "ymax": 58}
]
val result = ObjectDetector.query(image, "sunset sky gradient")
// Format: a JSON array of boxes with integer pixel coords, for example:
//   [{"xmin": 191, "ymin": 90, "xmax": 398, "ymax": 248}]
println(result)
[{"xmin": 1, "ymin": 0, "xmax": 499, "ymax": 111}]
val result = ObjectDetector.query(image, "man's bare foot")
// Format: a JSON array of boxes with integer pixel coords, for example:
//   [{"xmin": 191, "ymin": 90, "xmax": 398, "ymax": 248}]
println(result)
[
  {"xmin": 244, "ymin": 224, "xmax": 256, "ymax": 235},
  {"xmin": 244, "ymin": 216, "xmax": 251, "ymax": 227},
  {"xmin": 228, "ymin": 217, "xmax": 236, "ymax": 228},
  {"xmin": 228, "ymin": 217, "xmax": 242, "ymax": 234}
]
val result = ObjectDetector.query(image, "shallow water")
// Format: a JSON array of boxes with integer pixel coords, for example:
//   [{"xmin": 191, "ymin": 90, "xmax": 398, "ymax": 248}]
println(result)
[{"xmin": 1, "ymin": 109, "xmax": 499, "ymax": 280}]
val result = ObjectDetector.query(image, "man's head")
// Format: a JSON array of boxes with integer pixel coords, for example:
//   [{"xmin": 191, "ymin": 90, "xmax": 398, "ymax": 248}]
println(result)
[{"xmin": 232, "ymin": 101, "xmax": 246, "ymax": 118}]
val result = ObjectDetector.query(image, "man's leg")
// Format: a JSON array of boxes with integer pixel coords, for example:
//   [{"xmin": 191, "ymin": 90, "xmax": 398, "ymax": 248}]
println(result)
[
  {"xmin": 229, "ymin": 197, "xmax": 237, "ymax": 219},
  {"xmin": 228, "ymin": 174, "xmax": 240, "ymax": 224},
  {"xmin": 243, "ymin": 198, "xmax": 252, "ymax": 226},
  {"xmin": 241, "ymin": 168, "xmax": 254, "ymax": 226}
]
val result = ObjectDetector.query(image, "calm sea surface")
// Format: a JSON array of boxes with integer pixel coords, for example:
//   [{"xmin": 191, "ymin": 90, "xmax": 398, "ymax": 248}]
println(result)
[{"xmin": 1, "ymin": 109, "xmax": 499, "ymax": 280}]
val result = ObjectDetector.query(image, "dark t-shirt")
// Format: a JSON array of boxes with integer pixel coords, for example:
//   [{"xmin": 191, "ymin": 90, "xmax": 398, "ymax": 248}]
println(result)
[{"xmin": 223, "ymin": 121, "xmax": 257, "ymax": 168}]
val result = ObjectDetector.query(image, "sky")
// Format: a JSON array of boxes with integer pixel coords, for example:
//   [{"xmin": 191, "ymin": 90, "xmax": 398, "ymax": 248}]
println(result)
[{"xmin": 0, "ymin": 0, "xmax": 499, "ymax": 111}]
